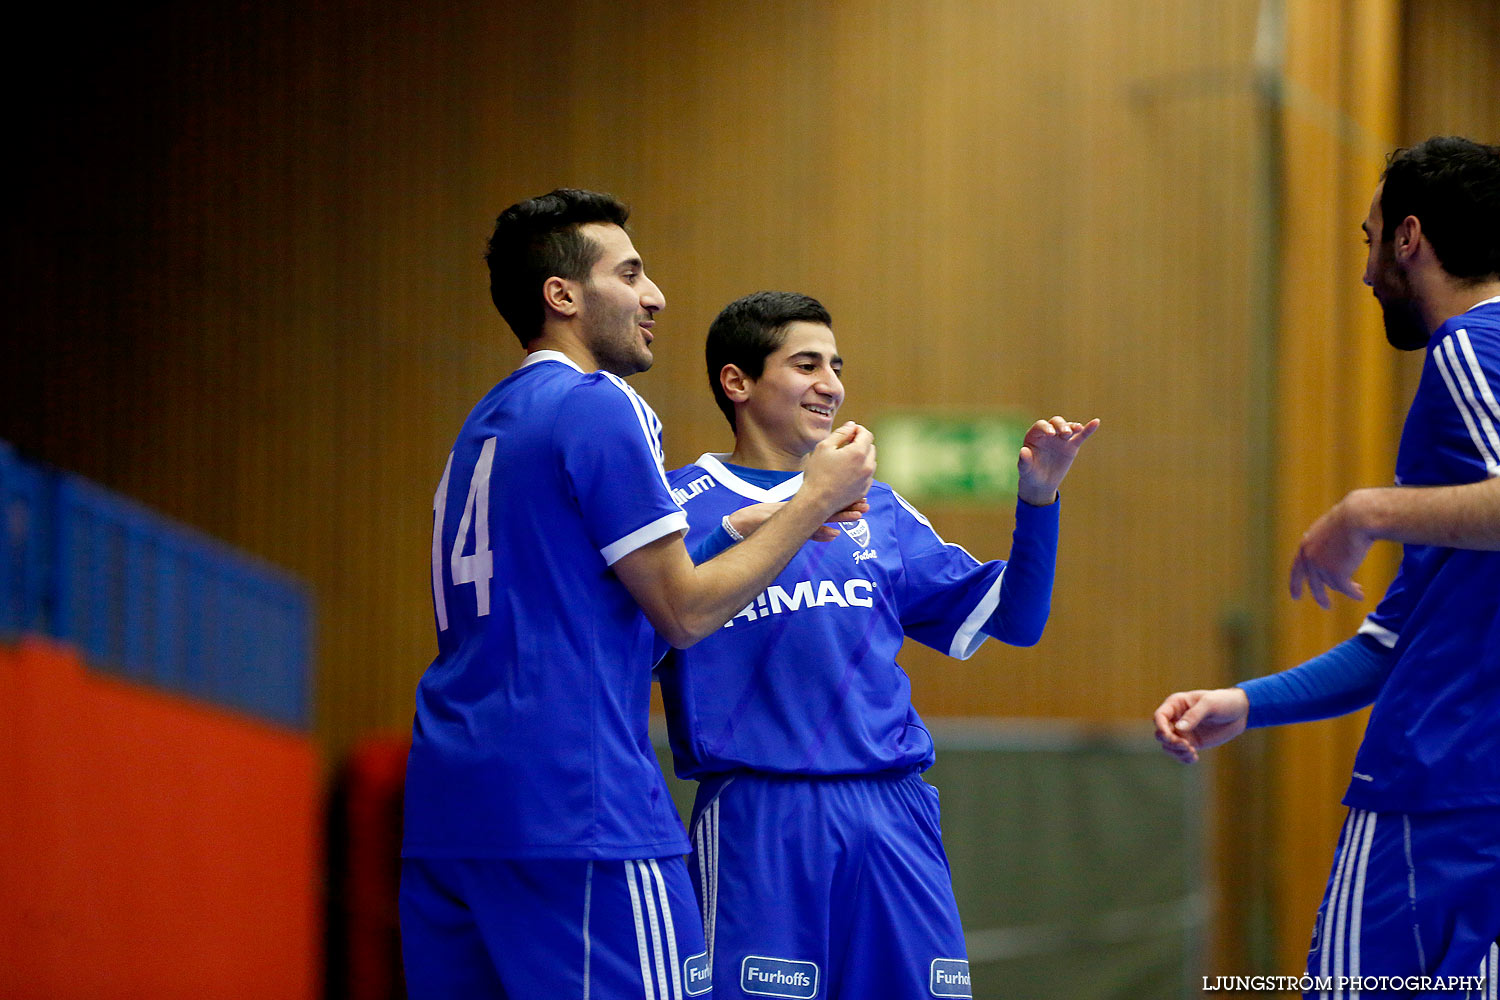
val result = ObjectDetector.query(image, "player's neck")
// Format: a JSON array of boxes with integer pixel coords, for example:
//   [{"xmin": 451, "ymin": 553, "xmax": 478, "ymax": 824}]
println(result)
[
  {"xmin": 726, "ymin": 431, "xmax": 809, "ymax": 473},
  {"xmin": 523, "ymin": 329, "xmax": 602, "ymax": 374},
  {"xmin": 1418, "ymin": 272, "xmax": 1500, "ymax": 336}
]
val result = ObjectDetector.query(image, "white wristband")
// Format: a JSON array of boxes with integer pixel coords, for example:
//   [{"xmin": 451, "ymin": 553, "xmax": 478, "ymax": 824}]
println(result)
[{"xmin": 721, "ymin": 514, "xmax": 744, "ymax": 542}]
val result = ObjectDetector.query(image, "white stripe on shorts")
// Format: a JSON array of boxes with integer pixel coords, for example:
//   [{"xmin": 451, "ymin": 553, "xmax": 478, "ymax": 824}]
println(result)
[
  {"xmin": 635, "ymin": 860, "xmax": 673, "ymax": 1000},
  {"xmin": 691, "ymin": 784, "xmax": 730, "ymax": 970},
  {"xmin": 1332, "ymin": 810, "xmax": 1366, "ymax": 994},
  {"xmin": 1326, "ymin": 815, "xmax": 1362, "ymax": 995},
  {"xmin": 625, "ymin": 860, "xmax": 658, "ymax": 1000},
  {"xmin": 1348, "ymin": 811, "xmax": 1378, "ymax": 997},
  {"xmin": 1322, "ymin": 809, "xmax": 1375, "ymax": 999},
  {"xmin": 709, "ymin": 799, "xmax": 721, "ymax": 967},
  {"xmin": 649, "ymin": 860, "xmax": 685, "ymax": 1000},
  {"xmin": 1404, "ymin": 815, "xmax": 1428, "ymax": 975},
  {"xmin": 694, "ymin": 815, "xmax": 708, "ymax": 937},
  {"xmin": 583, "ymin": 861, "xmax": 594, "ymax": 1000}
]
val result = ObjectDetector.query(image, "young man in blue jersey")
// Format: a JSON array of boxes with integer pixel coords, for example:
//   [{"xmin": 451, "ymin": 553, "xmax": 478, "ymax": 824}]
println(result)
[
  {"xmin": 1155, "ymin": 137, "xmax": 1500, "ymax": 994},
  {"xmin": 655, "ymin": 290, "xmax": 1098, "ymax": 999},
  {"xmin": 401, "ymin": 191, "xmax": 876, "ymax": 1000}
]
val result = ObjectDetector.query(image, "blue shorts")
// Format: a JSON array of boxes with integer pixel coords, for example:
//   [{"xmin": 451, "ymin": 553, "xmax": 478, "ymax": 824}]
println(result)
[
  {"xmin": 688, "ymin": 770, "xmax": 970, "ymax": 1000},
  {"xmin": 400, "ymin": 856, "xmax": 711, "ymax": 999},
  {"xmin": 1306, "ymin": 807, "xmax": 1500, "ymax": 999}
]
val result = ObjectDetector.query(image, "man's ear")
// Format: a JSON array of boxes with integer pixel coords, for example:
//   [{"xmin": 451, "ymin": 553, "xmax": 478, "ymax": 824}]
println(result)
[
  {"xmin": 1394, "ymin": 214, "xmax": 1423, "ymax": 263},
  {"xmin": 721, "ymin": 364, "xmax": 753, "ymax": 403},
  {"xmin": 543, "ymin": 276, "xmax": 579, "ymax": 318}
]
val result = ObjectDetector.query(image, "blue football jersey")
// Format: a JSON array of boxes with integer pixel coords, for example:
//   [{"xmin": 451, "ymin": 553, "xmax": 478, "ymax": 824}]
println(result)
[
  {"xmin": 403, "ymin": 351, "xmax": 691, "ymax": 859},
  {"xmin": 656, "ymin": 454, "xmax": 1058, "ymax": 778},
  {"xmin": 1347, "ymin": 296, "xmax": 1500, "ymax": 812}
]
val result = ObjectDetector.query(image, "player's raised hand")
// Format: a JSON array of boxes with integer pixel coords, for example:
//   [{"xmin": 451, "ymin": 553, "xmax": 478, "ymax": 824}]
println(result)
[
  {"xmin": 801, "ymin": 422, "xmax": 876, "ymax": 516},
  {"xmin": 727, "ymin": 499, "xmax": 871, "ymax": 543},
  {"xmin": 1017, "ymin": 416, "xmax": 1100, "ymax": 506},
  {"xmin": 1152, "ymin": 687, "xmax": 1250, "ymax": 764},
  {"xmin": 1290, "ymin": 493, "xmax": 1372, "ymax": 609}
]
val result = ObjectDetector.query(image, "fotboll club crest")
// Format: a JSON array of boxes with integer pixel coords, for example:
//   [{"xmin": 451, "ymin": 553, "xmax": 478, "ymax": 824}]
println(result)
[{"xmin": 839, "ymin": 517, "xmax": 871, "ymax": 548}]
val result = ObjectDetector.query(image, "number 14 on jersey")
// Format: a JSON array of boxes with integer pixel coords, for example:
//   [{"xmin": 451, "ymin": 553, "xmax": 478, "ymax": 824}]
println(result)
[{"xmin": 431, "ymin": 437, "xmax": 497, "ymax": 631}]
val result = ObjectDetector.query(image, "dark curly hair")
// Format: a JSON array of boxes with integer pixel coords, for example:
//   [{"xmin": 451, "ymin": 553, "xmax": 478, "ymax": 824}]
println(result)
[
  {"xmin": 484, "ymin": 189, "xmax": 630, "ymax": 345},
  {"xmin": 1381, "ymin": 137, "xmax": 1500, "ymax": 282}
]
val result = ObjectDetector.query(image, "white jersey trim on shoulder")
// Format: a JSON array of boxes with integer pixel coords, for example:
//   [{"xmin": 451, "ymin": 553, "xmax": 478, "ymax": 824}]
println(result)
[
  {"xmin": 892, "ymin": 489, "xmax": 981, "ymax": 563},
  {"xmin": 1434, "ymin": 332, "xmax": 1500, "ymax": 477},
  {"xmin": 693, "ymin": 454, "xmax": 804, "ymax": 502},
  {"xmin": 1455, "ymin": 329, "xmax": 1500, "ymax": 477},
  {"xmin": 523, "ymin": 353, "xmax": 688, "ymax": 558},
  {"xmin": 600, "ymin": 371, "xmax": 680, "ymax": 499},
  {"xmin": 602, "ymin": 511, "xmax": 690, "ymax": 566},
  {"xmin": 1357, "ymin": 616, "xmax": 1399, "ymax": 649}
]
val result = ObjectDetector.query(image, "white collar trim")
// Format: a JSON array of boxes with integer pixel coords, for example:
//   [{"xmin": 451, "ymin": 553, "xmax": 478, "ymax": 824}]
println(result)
[
  {"xmin": 520, "ymin": 349, "xmax": 585, "ymax": 372},
  {"xmin": 695, "ymin": 453, "xmax": 804, "ymax": 502}
]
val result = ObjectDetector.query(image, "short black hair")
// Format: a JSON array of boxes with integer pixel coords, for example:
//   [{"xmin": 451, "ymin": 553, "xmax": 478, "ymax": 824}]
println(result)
[
  {"xmin": 706, "ymin": 291, "xmax": 832, "ymax": 429},
  {"xmin": 1381, "ymin": 137, "xmax": 1500, "ymax": 282},
  {"xmin": 484, "ymin": 188, "xmax": 631, "ymax": 346}
]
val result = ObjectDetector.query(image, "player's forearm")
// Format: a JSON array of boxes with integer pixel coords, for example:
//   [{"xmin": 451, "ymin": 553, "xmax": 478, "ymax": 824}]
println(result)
[
  {"xmin": 1237, "ymin": 634, "xmax": 1393, "ymax": 727},
  {"xmin": 983, "ymin": 498, "xmax": 1059, "ymax": 646},
  {"xmin": 664, "ymin": 496, "xmax": 834, "ymax": 647},
  {"xmin": 1344, "ymin": 479, "xmax": 1500, "ymax": 550}
]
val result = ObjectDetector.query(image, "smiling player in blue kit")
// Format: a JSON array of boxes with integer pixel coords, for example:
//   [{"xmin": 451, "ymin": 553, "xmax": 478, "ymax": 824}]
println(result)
[{"xmin": 657, "ymin": 291, "xmax": 1098, "ymax": 999}]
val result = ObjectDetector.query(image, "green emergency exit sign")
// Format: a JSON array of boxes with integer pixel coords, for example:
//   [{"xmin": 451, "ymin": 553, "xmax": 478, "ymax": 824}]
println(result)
[{"xmin": 874, "ymin": 413, "xmax": 1028, "ymax": 503}]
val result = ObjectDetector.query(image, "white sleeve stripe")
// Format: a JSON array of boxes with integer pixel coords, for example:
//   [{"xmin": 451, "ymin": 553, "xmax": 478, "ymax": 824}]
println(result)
[
  {"xmin": 599, "ymin": 373, "xmax": 684, "ymax": 504},
  {"xmin": 892, "ymin": 489, "xmax": 931, "ymax": 526},
  {"xmin": 606, "ymin": 374, "xmax": 646, "ymax": 441},
  {"xmin": 948, "ymin": 567, "xmax": 1003, "ymax": 660},
  {"xmin": 608, "ymin": 373, "xmax": 662, "ymax": 464},
  {"xmin": 1434, "ymin": 340, "xmax": 1500, "ymax": 474},
  {"xmin": 892, "ymin": 489, "xmax": 980, "ymax": 562},
  {"xmin": 1456, "ymin": 329, "xmax": 1500, "ymax": 467},
  {"xmin": 601, "ymin": 511, "xmax": 689, "ymax": 566},
  {"xmin": 1356, "ymin": 616, "xmax": 1399, "ymax": 649}
]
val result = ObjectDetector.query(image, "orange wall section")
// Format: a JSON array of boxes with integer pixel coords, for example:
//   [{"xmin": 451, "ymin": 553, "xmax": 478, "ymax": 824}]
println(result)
[{"xmin": 0, "ymin": 638, "xmax": 319, "ymax": 1000}]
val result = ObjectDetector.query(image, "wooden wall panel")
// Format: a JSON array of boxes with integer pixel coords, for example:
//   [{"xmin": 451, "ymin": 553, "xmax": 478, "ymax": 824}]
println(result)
[
  {"xmin": 1402, "ymin": 0, "xmax": 1500, "ymax": 146},
  {"xmin": 1270, "ymin": 0, "xmax": 1402, "ymax": 973},
  {"xmin": 2, "ymin": 0, "xmax": 1269, "ymax": 766}
]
